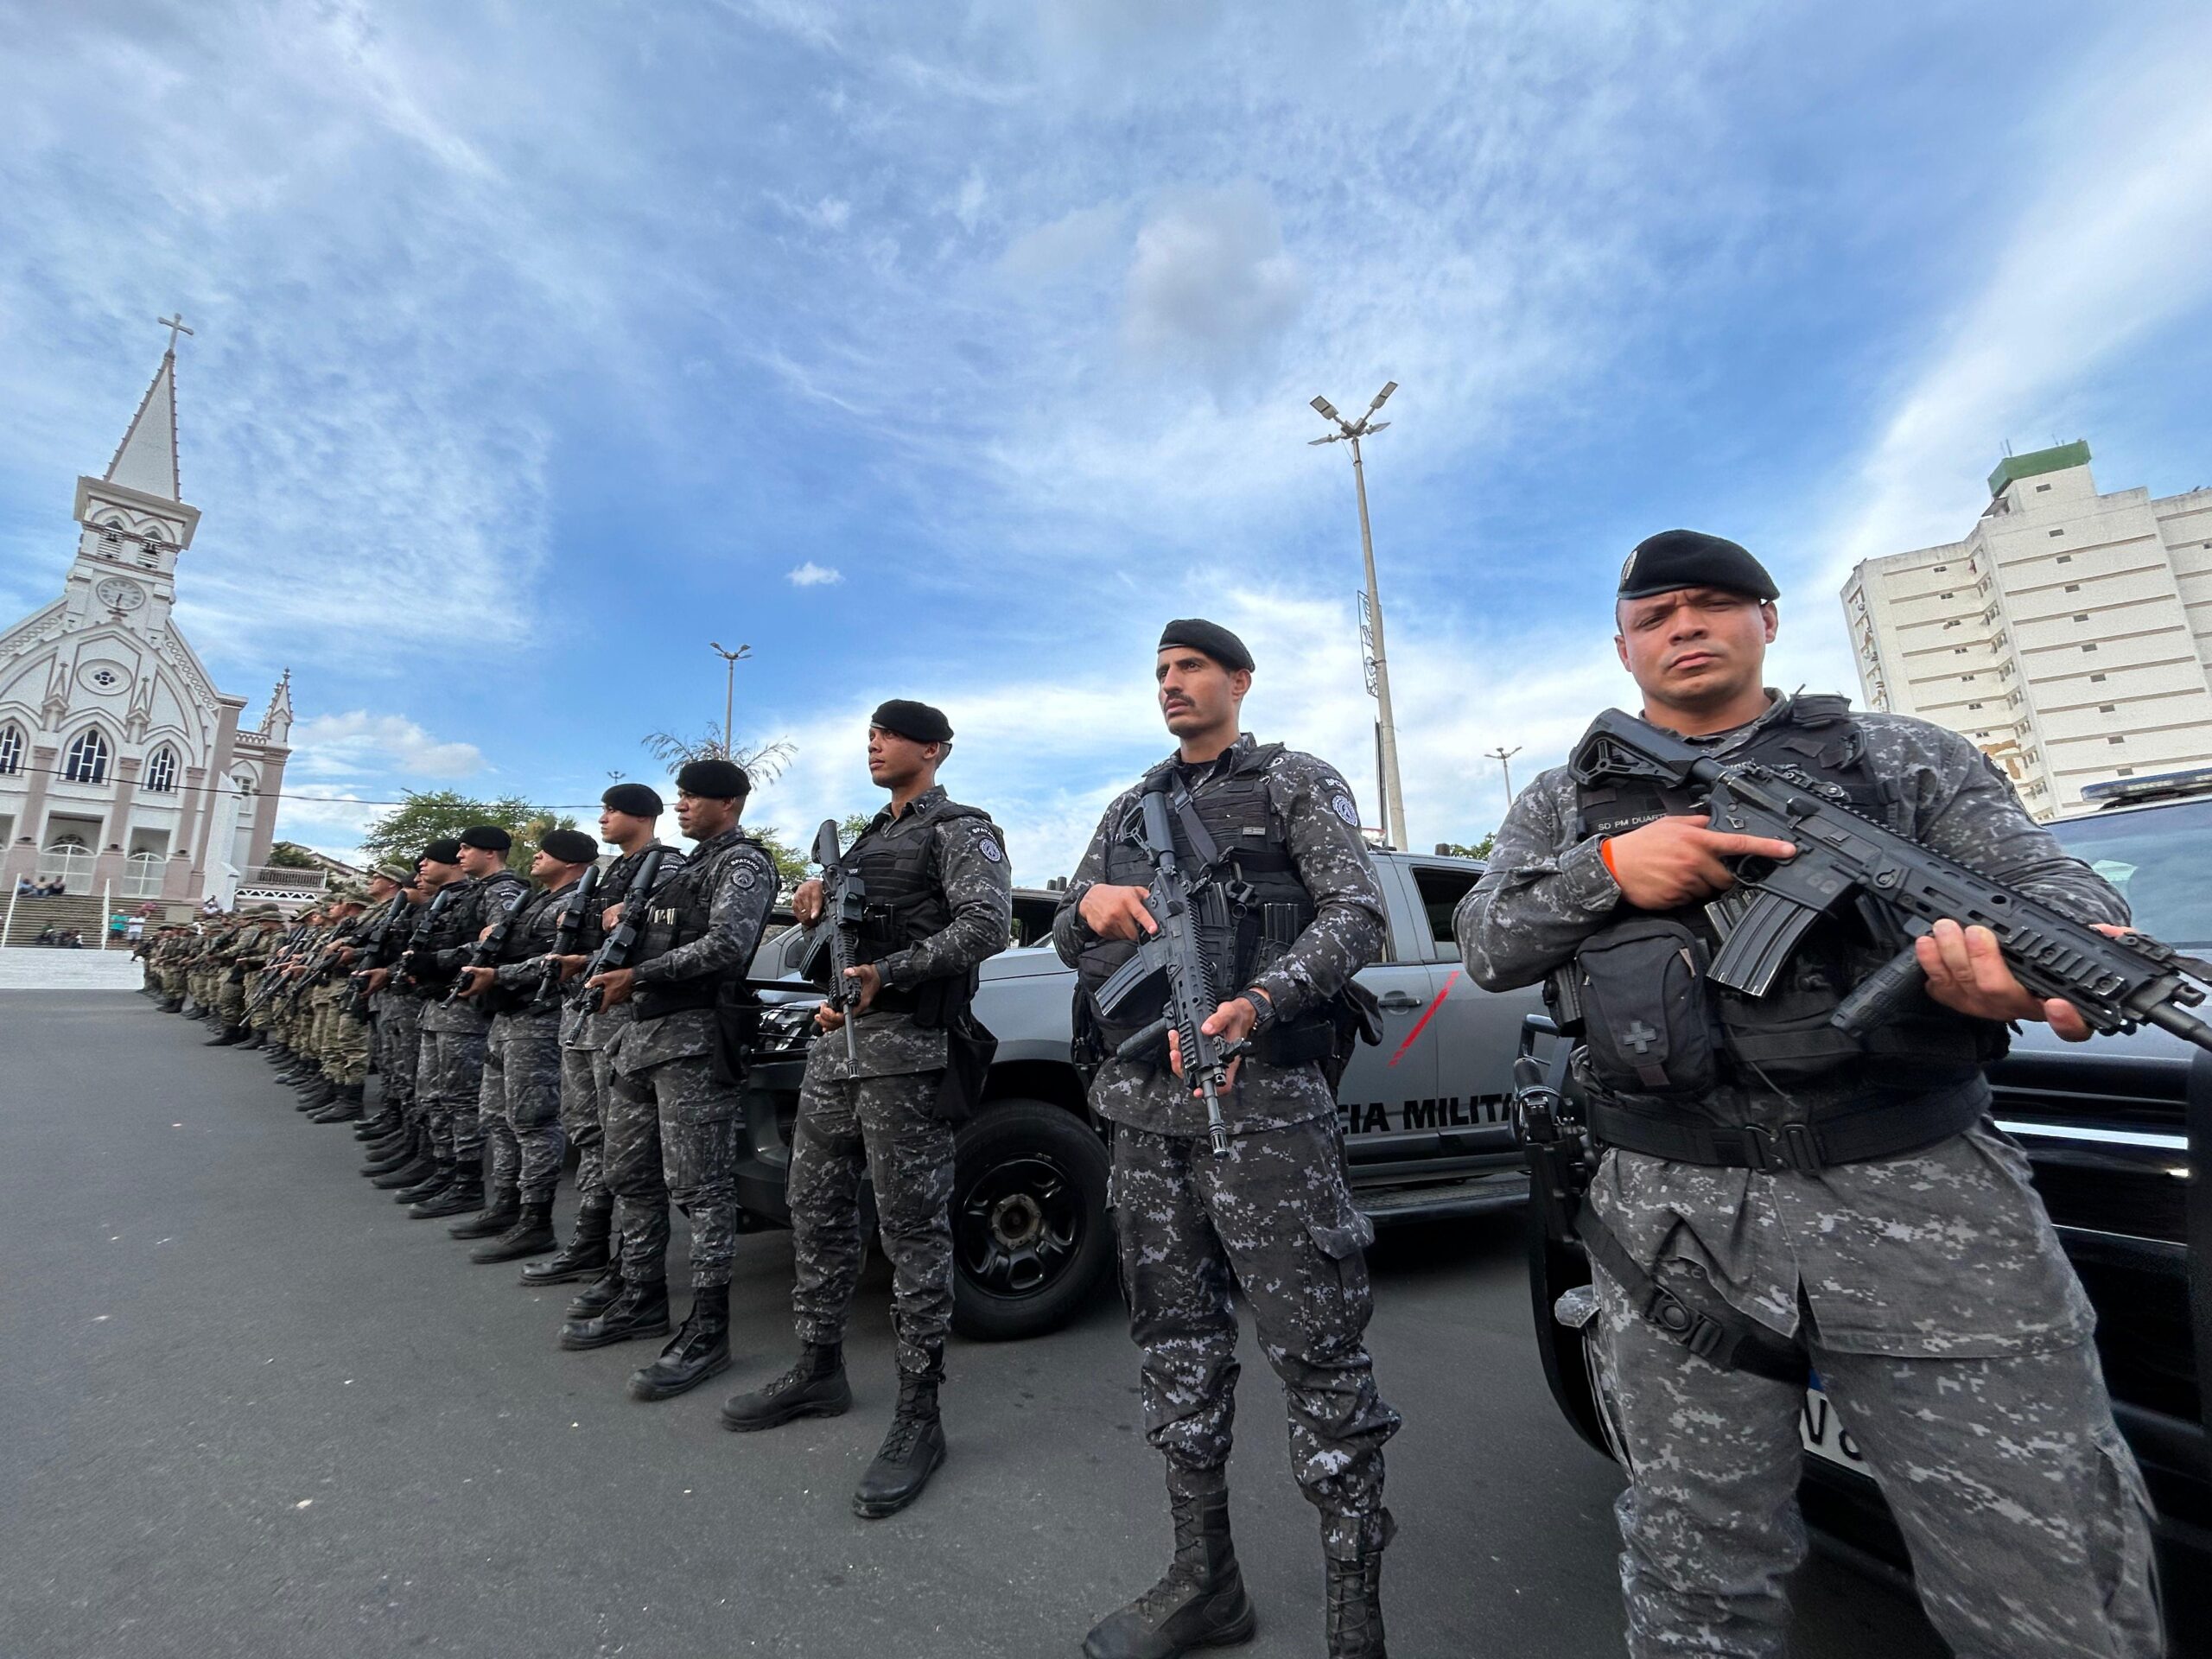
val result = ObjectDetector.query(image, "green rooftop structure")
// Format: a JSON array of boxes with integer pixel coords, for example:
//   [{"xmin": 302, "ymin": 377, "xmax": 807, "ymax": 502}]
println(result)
[{"xmin": 1988, "ymin": 439, "xmax": 2090, "ymax": 498}]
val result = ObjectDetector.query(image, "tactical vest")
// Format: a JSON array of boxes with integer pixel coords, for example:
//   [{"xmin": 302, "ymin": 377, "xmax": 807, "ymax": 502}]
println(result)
[
  {"xmin": 482, "ymin": 885, "xmax": 562, "ymax": 1016},
  {"xmin": 1075, "ymin": 745, "xmax": 1333, "ymax": 1069},
  {"xmin": 842, "ymin": 796, "xmax": 1001, "ymax": 1027},
  {"xmin": 1567, "ymin": 695, "xmax": 2001, "ymax": 1169},
  {"xmin": 632, "ymin": 830, "xmax": 771, "ymax": 1022}
]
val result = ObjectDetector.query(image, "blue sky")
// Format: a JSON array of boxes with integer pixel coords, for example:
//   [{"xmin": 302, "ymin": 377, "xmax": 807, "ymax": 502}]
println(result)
[{"xmin": 3, "ymin": 0, "xmax": 2209, "ymax": 880}]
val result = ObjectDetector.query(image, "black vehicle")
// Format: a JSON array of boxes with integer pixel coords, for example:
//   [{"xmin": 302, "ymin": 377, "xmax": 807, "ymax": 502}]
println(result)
[{"xmin": 1528, "ymin": 786, "xmax": 2212, "ymax": 1581}]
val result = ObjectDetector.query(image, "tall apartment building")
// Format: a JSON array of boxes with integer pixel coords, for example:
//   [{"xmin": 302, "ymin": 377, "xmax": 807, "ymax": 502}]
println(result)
[{"xmin": 1842, "ymin": 441, "xmax": 2212, "ymax": 817}]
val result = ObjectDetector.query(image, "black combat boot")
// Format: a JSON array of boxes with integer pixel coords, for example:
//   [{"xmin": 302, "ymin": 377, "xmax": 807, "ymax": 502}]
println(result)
[
  {"xmin": 203, "ymin": 1025, "xmax": 245, "ymax": 1046},
  {"xmin": 559, "ymin": 1276, "xmax": 670, "ymax": 1351},
  {"xmin": 852, "ymin": 1362, "xmax": 948, "ymax": 1519},
  {"xmin": 563, "ymin": 1265, "xmax": 625, "ymax": 1321},
  {"xmin": 295, "ymin": 1077, "xmax": 336, "ymax": 1110},
  {"xmin": 362, "ymin": 1128, "xmax": 423, "ymax": 1176},
  {"xmin": 1322, "ymin": 1513, "xmax": 1393, "ymax": 1659},
  {"xmin": 626, "ymin": 1283, "xmax": 732, "ymax": 1400},
  {"xmin": 236, "ymin": 1027, "xmax": 266, "ymax": 1051},
  {"xmin": 447, "ymin": 1185, "xmax": 519, "ymax": 1240},
  {"xmin": 411, "ymin": 1166, "xmax": 485, "ymax": 1220},
  {"xmin": 392, "ymin": 1158, "xmax": 453, "ymax": 1204},
  {"xmin": 311, "ymin": 1084, "xmax": 365, "ymax": 1123},
  {"xmin": 162, "ymin": 995, "xmax": 184, "ymax": 1012},
  {"xmin": 720, "ymin": 1341, "xmax": 852, "ymax": 1432},
  {"xmin": 520, "ymin": 1200, "xmax": 613, "ymax": 1284},
  {"xmin": 353, "ymin": 1108, "xmax": 402, "ymax": 1141},
  {"xmin": 1082, "ymin": 1472, "xmax": 1255, "ymax": 1659},
  {"xmin": 471, "ymin": 1199, "xmax": 556, "ymax": 1264}
]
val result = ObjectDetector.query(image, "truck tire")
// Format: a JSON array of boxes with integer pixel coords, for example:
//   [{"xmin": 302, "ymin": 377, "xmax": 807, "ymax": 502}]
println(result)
[{"xmin": 950, "ymin": 1098, "xmax": 1112, "ymax": 1342}]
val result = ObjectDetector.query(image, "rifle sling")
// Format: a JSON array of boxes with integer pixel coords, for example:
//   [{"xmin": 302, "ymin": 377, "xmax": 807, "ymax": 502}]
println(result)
[{"xmin": 1573, "ymin": 1207, "xmax": 1810, "ymax": 1385}]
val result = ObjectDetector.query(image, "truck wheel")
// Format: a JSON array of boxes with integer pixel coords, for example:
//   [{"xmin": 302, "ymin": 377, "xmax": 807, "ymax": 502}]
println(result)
[{"xmin": 950, "ymin": 1099, "xmax": 1111, "ymax": 1342}]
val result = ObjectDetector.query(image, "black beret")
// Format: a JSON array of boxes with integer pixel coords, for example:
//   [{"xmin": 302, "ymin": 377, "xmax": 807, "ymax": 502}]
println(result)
[
  {"xmin": 870, "ymin": 699, "xmax": 953, "ymax": 744},
  {"xmin": 459, "ymin": 825, "xmax": 512, "ymax": 853},
  {"xmin": 1158, "ymin": 618, "xmax": 1254, "ymax": 673},
  {"xmin": 1617, "ymin": 530, "xmax": 1778, "ymax": 602},
  {"xmin": 601, "ymin": 782, "xmax": 664, "ymax": 818},
  {"xmin": 676, "ymin": 758, "xmax": 751, "ymax": 800},
  {"xmin": 539, "ymin": 829, "xmax": 601, "ymax": 865},
  {"xmin": 420, "ymin": 838, "xmax": 463, "ymax": 866}
]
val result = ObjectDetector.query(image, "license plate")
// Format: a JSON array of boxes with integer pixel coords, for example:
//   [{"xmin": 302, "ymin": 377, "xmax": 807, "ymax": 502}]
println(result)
[{"xmin": 1800, "ymin": 1382, "xmax": 1867, "ymax": 1472}]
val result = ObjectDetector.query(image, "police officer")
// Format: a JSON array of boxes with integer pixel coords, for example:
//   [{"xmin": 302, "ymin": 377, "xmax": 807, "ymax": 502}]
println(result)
[
  {"xmin": 1058, "ymin": 621, "xmax": 1400, "ymax": 1659},
  {"xmin": 1457, "ymin": 531, "xmax": 2161, "ymax": 1658},
  {"xmin": 397, "ymin": 829, "xmax": 530, "ymax": 1221},
  {"xmin": 720, "ymin": 701, "xmax": 1011, "ymax": 1521},
  {"xmin": 450, "ymin": 829, "xmax": 602, "ymax": 1261},
  {"xmin": 348, "ymin": 861, "xmax": 427, "ymax": 1141},
  {"xmin": 564, "ymin": 760, "xmax": 777, "ymax": 1404},
  {"xmin": 522, "ymin": 785, "xmax": 687, "ymax": 1304},
  {"xmin": 366, "ymin": 844, "xmax": 467, "ymax": 1194}
]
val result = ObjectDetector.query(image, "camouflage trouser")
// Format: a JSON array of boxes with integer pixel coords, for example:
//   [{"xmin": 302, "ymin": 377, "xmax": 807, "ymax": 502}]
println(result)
[
  {"xmin": 604, "ymin": 1049, "xmax": 739, "ymax": 1290},
  {"xmin": 375, "ymin": 994, "xmax": 423, "ymax": 1112},
  {"xmin": 559, "ymin": 1043, "xmax": 616, "ymax": 1206},
  {"xmin": 214, "ymin": 974, "xmax": 245, "ymax": 1026},
  {"xmin": 160, "ymin": 966, "xmax": 185, "ymax": 1000},
  {"xmin": 1111, "ymin": 1118, "xmax": 1400, "ymax": 1552},
  {"xmin": 789, "ymin": 1069, "xmax": 955, "ymax": 1376},
  {"xmin": 480, "ymin": 1011, "xmax": 565, "ymax": 1204},
  {"xmin": 321, "ymin": 1002, "xmax": 372, "ymax": 1086},
  {"xmin": 1592, "ymin": 1267, "xmax": 2163, "ymax": 1659},
  {"xmin": 417, "ymin": 1024, "xmax": 489, "ymax": 1164}
]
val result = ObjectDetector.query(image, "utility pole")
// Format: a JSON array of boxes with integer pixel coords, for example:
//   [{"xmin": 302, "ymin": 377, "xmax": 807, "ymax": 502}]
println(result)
[
  {"xmin": 709, "ymin": 641, "xmax": 751, "ymax": 758},
  {"xmin": 1486, "ymin": 745, "xmax": 1522, "ymax": 803},
  {"xmin": 1310, "ymin": 382, "xmax": 1407, "ymax": 849}
]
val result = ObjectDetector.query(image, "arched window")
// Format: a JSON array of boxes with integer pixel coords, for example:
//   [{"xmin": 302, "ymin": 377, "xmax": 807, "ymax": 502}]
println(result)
[
  {"xmin": 0, "ymin": 723, "xmax": 22, "ymax": 776},
  {"xmin": 145, "ymin": 745, "xmax": 178, "ymax": 792},
  {"xmin": 64, "ymin": 727, "xmax": 110, "ymax": 785}
]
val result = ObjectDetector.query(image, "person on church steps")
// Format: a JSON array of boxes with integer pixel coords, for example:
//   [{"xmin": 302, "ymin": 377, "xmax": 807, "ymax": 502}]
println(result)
[{"xmin": 563, "ymin": 760, "xmax": 777, "ymax": 1406}]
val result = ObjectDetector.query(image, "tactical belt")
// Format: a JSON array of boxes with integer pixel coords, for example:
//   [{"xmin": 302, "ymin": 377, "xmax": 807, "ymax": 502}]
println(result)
[
  {"xmin": 1585, "ymin": 1077, "xmax": 1986, "ymax": 1173},
  {"xmin": 1575, "ymin": 1211, "xmax": 1810, "ymax": 1385}
]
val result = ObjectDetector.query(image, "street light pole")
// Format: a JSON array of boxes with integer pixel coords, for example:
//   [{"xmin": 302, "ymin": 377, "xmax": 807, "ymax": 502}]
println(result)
[
  {"xmin": 1311, "ymin": 383, "xmax": 1408, "ymax": 849},
  {"xmin": 1486, "ymin": 745, "xmax": 1522, "ymax": 803},
  {"xmin": 709, "ymin": 641, "xmax": 751, "ymax": 758}
]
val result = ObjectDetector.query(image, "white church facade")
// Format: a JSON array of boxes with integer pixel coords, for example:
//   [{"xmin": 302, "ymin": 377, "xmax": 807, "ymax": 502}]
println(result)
[{"xmin": 0, "ymin": 331, "xmax": 295, "ymax": 911}]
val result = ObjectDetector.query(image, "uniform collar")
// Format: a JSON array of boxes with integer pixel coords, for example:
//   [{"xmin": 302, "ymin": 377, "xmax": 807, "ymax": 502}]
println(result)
[
  {"xmin": 1160, "ymin": 731, "xmax": 1256, "ymax": 783},
  {"xmin": 875, "ymin": 782, "xmax": 947, "ymax": 830}
]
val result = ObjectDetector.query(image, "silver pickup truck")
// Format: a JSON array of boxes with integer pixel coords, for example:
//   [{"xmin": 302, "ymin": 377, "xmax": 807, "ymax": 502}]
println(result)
[{"xmin": 732, "ymin": 849, "xmax": 1543, "ymax": 1341}]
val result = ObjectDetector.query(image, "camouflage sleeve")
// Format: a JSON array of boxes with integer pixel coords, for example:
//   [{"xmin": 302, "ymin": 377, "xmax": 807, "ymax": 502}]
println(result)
[
  {"xmin": 1246, "ymin": 756, "xmax": 1387, "ymax": 1023},
  {"xmin": 882, "ymin": 817, "xmax": 1013, "ymax": 985},
  {"xmin": 1455, "ymin": 766, "xmax": 1623, "ymax": 990},
  {"xmin": 1050, "ymin": 797, "xmax": 1128, "ymax": 968},
  {"xmin": 632, "ymin": 844, "xmax": 777, "ymax": 985},
  {"xmin": 1885, "ymin": 720, "xmax": 2130, "ymax": 927}
]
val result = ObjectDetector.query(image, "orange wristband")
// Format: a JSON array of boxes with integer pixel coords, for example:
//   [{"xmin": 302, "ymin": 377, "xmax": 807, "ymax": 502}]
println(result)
[{"xmin": 1599, "ymin": 837, "xmax": 1620, "ymax": 881}]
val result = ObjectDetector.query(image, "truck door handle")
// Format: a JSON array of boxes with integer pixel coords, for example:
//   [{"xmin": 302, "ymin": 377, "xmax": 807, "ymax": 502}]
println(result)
[{"xmin": 1376, "ymin": 992, "xmax": 1424, "ymax": 1014}]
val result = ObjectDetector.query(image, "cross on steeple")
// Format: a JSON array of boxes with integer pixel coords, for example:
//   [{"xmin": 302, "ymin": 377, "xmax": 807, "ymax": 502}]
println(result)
[{"xmin": 156, "ymin": 313, "xmax": 194, "ymax": 353}]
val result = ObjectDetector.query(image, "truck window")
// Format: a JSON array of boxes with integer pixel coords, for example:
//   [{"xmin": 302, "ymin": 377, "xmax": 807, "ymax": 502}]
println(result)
[{"xmin": 1408, "ymin": 865, "xmax": 1478, "ymax": 963}]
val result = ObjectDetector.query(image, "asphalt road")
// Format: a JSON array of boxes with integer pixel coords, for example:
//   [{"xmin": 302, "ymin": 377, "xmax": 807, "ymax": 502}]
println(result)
[{"xmin": 3, "ymin": 991, "xmax": 1953, "ymax": 1659}]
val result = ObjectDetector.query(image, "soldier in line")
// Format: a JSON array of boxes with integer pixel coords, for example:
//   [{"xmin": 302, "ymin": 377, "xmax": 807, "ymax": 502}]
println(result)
[
  {"xmin": 308, "ymin": 871, "xmax": 415, "ymax": 1127},
  {"xmin": 451, "ymin": 829, "xmax": 604, "ymax": 1262},
  {"xmin": 391, "ymin": 830, "xmax": 530, "ymax": 1222},
  {"xmin": 350, "ymin": 861, "xmax": 429, "ymax": 1144},
  {"xmin": 1055, "ymin": 621, "xmax": 1399, "ymax": 1659},
  {"xmin": 721, "ymin": 701, "xmax": 1011, "ymax": 1521},
  {"xmin": 363, "ymin": 844, "xmax": 468, "ymax": 1195},
  {"xmin": 1457, "ymin": 531, "xmax": 2161, "ymax": 1658},
  {"xmin": 522, "ymin": 785, "xmax": 686, "ymax": 1305},
  {"xmin": 204, "ymin": 908, "xmax": 277, "ymax": 1045},
  {"xmin": 295, "ymin": 890, "xmax": 370, "ymax": 1116},
  {"xmin": 564, "ymin": 760, "xmax": 777, "ymax": 1405}
]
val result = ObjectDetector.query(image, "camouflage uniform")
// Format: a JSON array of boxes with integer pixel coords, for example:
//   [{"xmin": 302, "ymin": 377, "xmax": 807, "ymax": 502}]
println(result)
[
  {"xmin": 561, "ymin": 844, "xmax": 686, "ymax": 1213},
  {"xmin": 603, "ymin": 827, "xmax": 777, "ymax": 1290},
  {"xmin": 788, "ymin": 785, "xmax": 1012, "ymax": 1373},
  {"xmin": 479, "ymin": 881, "xmax": 576, "ymax": 1205},
  {"xmin": 416, "ymin": 869, "xmax": 531, "ymax": 1166},
  {"xmin": 1457, "ymin": 693, "xmax": 2162, "ymax": 1659},
  {"xmin": 1052, "ymin": 735, "xmax": 1400, "ymax": 1555}
]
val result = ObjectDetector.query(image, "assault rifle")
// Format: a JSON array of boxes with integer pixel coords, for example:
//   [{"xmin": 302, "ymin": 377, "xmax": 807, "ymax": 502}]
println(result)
[
  {"xmin": 444, "ymin": 880, "xmax": 532, "ymax": 1004},
  {"xmin": 392, "ymin": 887, "xmax": 457, "ymax": 993},
  {"xmin": 245, "ymin": 924, "xmax": 313, "ymax": 1014},
  {"xmin": 575, "ymin": 846, "xmax": 667, "ymax": 1014},
  {"xmin": 809, "ymin": 819, "xmax": 864, "ymax": 1068},
  {"xmin": 1570, "ymin": 709, "xmax": 2212, "ymax": 1052},
  {"xmin": 1092, "ymin": 787, "xmax": 1243, "ymax": 1154},
  {"xmin": 343, "ymin": 893, "xmax": 414, "ymax": 1020},
  {"xmin": 529, "ymin": 863, "xmax": 601, "ymax": 1014}
]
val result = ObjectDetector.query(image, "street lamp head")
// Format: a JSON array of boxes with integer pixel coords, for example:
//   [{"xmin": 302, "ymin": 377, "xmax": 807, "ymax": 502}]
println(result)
[
  {"xmin": 1310, "ymin": 395, "xmax": 1341, "ymax": 423},
  {"xmin": 1369, "ymin": 381, "xmax": 1397, "ymax": 412}
]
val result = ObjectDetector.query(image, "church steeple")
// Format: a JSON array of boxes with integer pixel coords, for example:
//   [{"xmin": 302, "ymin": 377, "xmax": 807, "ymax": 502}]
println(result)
[
  {"xmin": 258, "ymin": 669, "xmax": 295, "ymax": 743},
  {"xmin": 105, "ymin": 321, "xmax": 188, "ymax": 501}
]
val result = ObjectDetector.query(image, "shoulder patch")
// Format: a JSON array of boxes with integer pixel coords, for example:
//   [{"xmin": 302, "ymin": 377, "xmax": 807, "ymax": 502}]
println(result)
[
  {"xmin": 979, "ymin": 837, "xmax": 1003, "ymax": 863},
  {"xmin": 731, "ymin": 862, "xmax": 760, "ymax": 890},
  {"xmin": 1331, "ymin": 793, "xmax": 1361, "ymax": 827}
]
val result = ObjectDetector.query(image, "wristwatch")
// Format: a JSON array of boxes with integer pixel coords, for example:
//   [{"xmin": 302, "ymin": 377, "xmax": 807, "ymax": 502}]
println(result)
[{"xmin": 1240, "ymin": 988, "xmax": 1274, "ymax": 1031}]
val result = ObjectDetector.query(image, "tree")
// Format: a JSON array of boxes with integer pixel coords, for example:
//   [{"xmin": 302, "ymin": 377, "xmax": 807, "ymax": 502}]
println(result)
[
  {"xmin": 639, "ymin": 724, "xmax": 798, "ymax": 781},
  {"xmin": 359, "ymin": 791, "xmax": 548, "ymax": 870},
  {"xmin": 1436, "ymin": 834, "xmax": 1497, "ymax": 861},
  {"xmin": 264, "ymin": 841, "xmax": 320, "ymax": 870}
]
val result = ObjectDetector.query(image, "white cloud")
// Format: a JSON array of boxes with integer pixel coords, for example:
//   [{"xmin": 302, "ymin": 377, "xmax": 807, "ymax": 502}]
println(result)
[
  {"xmin": 291, "ymin": 711, "xmax": 485, "ymax": 780},
  {"xmin": 786, "ymin": 561, "xmax": 844, "ymax": 586},
  {"xmin": 1121, "ymin": 183, "xmax": 1306, "ymax": 397}
]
